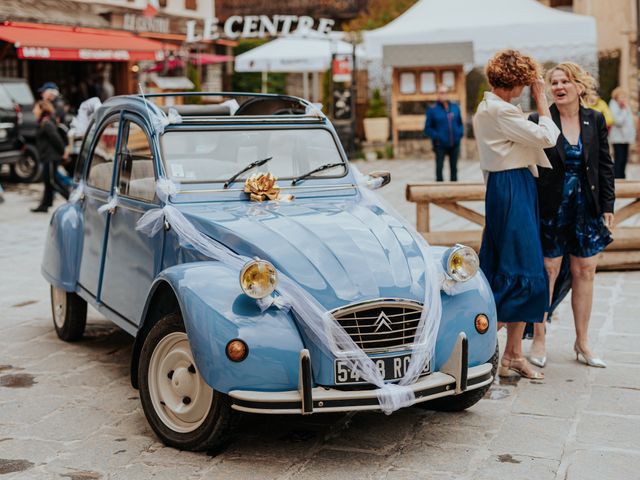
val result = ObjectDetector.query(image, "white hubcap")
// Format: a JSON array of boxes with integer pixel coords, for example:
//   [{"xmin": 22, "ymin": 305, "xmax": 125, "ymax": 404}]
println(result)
[
  {"xmin": 148, "ymin": 332, "xmax": 213, "ymax": 433},
  {"xmin": 51, "ymin": 287, "xmax": 67, "ymax": 329}
]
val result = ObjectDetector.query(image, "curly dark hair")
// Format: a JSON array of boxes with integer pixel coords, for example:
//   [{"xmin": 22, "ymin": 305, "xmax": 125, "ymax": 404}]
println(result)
[{"xmin": 485, "ymin": 49, "xmax": 541, "ymax": 89}]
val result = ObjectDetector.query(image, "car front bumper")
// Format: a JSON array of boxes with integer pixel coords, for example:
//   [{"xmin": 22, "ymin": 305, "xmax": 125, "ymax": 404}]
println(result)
[
  {"xmin": 0, "ymin": 149, "xmax": 24, "ymax": 165},
  {"xmin": 229, "ymin": 333, "xmax": 494, "ymax": 414}
]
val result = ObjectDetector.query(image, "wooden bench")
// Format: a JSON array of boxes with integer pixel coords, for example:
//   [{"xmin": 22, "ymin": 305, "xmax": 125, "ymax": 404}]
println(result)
[{"xmin": 406, "ymin": 180, "xmax": 640, "ymax": 270}]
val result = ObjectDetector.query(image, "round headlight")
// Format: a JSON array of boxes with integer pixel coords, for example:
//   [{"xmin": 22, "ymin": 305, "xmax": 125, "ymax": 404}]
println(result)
[
  {"xmin": 240, "ymin": 259, "xmax": 278, "ymax": 299},
  {"xmin": 446, "ymin": 245, "xmax": 479, "ymax": 282}
]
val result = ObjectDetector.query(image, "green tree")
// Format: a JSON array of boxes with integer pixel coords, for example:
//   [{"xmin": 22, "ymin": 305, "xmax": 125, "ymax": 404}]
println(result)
[{"xmin": 345, "ymin": 0, "xmax": 418, "ymax": 31}]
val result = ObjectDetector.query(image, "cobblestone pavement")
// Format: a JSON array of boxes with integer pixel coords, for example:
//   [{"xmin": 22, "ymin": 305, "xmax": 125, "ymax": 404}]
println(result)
[{"xmin": 1, "ymin": 160, "xmax": 640, "ymax": 480}]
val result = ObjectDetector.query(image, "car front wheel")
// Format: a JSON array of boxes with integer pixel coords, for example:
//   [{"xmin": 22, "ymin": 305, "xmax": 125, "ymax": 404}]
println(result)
[
  {"xmin": 138, "ymin": 313, "xmax": 233, "ymax": 451},
  {"xmin": 11, "ymin": 150, "xmax": 40, "ymax": 183},
  {"xmin": 51, "ymin": 285, "xmax": 87, "ymax": 341}
]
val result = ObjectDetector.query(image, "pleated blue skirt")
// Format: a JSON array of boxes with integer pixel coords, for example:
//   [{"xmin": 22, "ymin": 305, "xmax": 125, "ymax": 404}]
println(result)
[{"xmin": 480, "ymin": 168, "xmax": 548, "ymax": 324}]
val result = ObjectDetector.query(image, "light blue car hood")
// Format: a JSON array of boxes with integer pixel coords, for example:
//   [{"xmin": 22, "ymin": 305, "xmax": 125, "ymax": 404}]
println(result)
[{"xmin": 179, "ymin": 196, "xmax": 431, "ymax": 310}]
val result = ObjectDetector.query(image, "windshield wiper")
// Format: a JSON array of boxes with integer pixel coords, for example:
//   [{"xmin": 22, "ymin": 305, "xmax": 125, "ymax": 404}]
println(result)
[
  {"xmin": 223, "ymin": 156, "xmax": 273, "ymax": 189},
  {"xmin": 290, "ymin": 162, "xmax": 344, "ymax": 186}
]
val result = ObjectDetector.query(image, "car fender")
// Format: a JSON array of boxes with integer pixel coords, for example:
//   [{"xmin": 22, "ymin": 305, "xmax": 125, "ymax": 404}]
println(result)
[
  {"xmin": 41, "ymin": 203, "xmax": 84, "ymax": 292},
  {"xmin": 434, "ymin": 269, "xmax": 498, "ymax": 371},
  {"xmin": 141, "ymin": 262, "xmax": 305, "ymax": 394}
]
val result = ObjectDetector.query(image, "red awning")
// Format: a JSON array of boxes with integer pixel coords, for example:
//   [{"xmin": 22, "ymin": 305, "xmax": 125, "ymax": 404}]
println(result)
[
  {"xmin": 0, "ymin": 21, "xmax": 166, "ymax": 62},
  {"xmin": 190, "ymin": 53, "xmax": 233, "ymax": 65}
]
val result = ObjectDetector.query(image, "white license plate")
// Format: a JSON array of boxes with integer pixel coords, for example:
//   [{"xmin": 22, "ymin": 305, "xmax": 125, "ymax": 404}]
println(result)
[{"xmin": 334, "ymin": 354, "xmax": 430, "ymax": 384}]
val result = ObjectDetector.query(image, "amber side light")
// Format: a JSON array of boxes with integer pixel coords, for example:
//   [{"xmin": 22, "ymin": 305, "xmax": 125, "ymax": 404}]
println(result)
[
  {"xmin": 226, "ymin": 339, "xmax": 249, "ymax": 362},
  {"xmin": 475, "ymin": 314, "xmax": 489, "ymax": 334}
]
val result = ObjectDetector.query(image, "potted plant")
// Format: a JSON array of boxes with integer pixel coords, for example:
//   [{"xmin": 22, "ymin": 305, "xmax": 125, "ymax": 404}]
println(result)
[{"xmin": 364, "ymin": 89, "xmax": 390, "ymax": 143}]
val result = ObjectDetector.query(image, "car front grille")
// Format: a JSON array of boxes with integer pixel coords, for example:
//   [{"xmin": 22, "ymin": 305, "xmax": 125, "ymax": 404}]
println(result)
[{"xmin": 330, "ymin": 299, "xmax": 423, "ymax": 354}]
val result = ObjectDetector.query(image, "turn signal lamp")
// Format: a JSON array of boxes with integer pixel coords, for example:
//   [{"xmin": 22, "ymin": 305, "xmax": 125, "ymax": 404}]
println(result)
[
  {"xmin": 240, "ymin": 259, "xmax": 278, "ymax": 299},
  {"xmin": 226, "ymin": 339, "xmax": 248, "ymax": 362},
  {"xmin": 445, "ymin": 245, "xmax": 479, "ymax": 282},
  {"xmin": 475, "ymin": 314, "xmax": 490, "ymax": 334}
]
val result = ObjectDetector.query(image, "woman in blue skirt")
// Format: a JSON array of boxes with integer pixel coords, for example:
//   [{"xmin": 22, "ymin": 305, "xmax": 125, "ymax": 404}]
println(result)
[{"xmin": 473, "ymin": 50, "xmax": 560, "ymax": 379}]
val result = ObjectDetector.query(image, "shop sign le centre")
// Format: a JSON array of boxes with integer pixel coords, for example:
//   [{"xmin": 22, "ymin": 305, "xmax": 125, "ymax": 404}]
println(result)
[{"xmin": 186, "ymin": 15, "xmax": 335, "ymax": 42}]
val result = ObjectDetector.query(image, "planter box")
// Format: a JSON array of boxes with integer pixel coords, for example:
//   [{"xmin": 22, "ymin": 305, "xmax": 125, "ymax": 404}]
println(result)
[{"xmin": 363, "ymin": 117, "xmax": 390, "ymax": 143}]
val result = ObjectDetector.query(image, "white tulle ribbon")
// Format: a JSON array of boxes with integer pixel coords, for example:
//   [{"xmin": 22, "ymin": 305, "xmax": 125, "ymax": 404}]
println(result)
[
  {"xmin": 136, "ymin": 173, "xmax": 443, "ymax": 414},
  {"xmin": 351, "ymin": 165, "xmax": 443, "ymax": 410},
  {"xmin": 305, "ymin": 103, "xmax": 325, "ymax": 118},
  {"xmin": 68, "ymin": 180, "xmax": 85, "ymax": 204},
  {"xmin": 256, "ymin": 295, "xmax": 291, "ymax": 313},
  {"xmin": 151, "ymin": 107, "xmax": 183, "ymax": 135},
  {"xmin": 97, "ymin": 194, "xmax": 119, "ymax": 214}
]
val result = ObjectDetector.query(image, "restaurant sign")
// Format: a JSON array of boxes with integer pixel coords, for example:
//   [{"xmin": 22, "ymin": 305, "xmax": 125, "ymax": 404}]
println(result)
[{"xmin": 186, "ymin": 15, "xmax": 335, "ymax": 42}]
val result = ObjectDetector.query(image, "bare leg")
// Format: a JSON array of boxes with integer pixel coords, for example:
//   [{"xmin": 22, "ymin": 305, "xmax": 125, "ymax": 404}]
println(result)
[
  {"xmin": 531, "ymin": 256, "xmax": 563, "ymax": 358},
  {"xmin": 570, "ymin": 254, "xmax": 600, "ymax": 356},
  {"xmin": 501, "ymin": 322, "xmax": 544, "ymax": 378},
  {"xmin": 503, "ymin": 322, "xmax": 526, "ymax": 360}
]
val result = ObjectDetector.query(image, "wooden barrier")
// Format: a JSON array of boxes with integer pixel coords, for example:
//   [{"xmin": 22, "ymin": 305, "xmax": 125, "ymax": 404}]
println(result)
[{"xmin": 406, "ymin": 180, "xmax": 640, "ymax": 270}]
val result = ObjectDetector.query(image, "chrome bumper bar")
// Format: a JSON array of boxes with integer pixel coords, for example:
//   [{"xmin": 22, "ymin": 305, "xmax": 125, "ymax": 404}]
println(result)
[{"xmin": 229, "ymin": 333, "xmax": 494, "ymax": 415}]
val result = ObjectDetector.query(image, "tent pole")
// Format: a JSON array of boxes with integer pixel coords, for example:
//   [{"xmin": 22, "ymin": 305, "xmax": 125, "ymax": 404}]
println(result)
[
  {"xmin": 261, "ymin": 71, "xmax": 268, "ymax": 93},
  {"xmin": 312, "ymin": 71, "xmax": 319, "ymax": 103},
  {"xmin": 303, "ymin": 72, "xmax": 310, "ymax": 100}
]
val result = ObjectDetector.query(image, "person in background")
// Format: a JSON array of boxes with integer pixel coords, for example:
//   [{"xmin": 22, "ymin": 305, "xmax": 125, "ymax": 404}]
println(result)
[
  {"xmin": 31, "ymin": 100, "xmax": 69, "ymax": 213},
  {"xmin": 585, "ymin": 88, "xmax": 613, "ymax": 130},
  {"xmin": 424, "ymin": 84, "xmax": 464, "ymax": 181},
  {"xmin": 609, "ymin": 87, "xmax": 636, "ymax": 179},
  {"xmin": 38, "ymin": 82, "xmax": 66, "ymax": 124},
  {"xmin": 473, "ymin": 49, "xmax": 560, "ymax": 380},
  {"xmin": 529, "ymin": 62, "xmax": 615, "ymax": 368}
]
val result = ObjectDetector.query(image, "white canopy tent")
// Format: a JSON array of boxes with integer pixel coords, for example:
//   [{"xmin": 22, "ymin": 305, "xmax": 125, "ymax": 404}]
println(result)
[
  {"xmin": 234, "ymin": 33, "xmax": 365, "ymax": 101},
  {"xmin": 364, "ymin": 0, "xmax": 597, "ymax": 76}
]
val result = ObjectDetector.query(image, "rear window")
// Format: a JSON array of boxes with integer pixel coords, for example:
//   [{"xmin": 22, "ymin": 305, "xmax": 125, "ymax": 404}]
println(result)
[{"xmin": 2, "ymin": 82, "xmax": 35, "ymax": 105}]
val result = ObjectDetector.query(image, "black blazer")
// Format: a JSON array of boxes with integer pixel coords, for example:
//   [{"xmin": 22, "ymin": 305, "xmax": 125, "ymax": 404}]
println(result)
[
  {"xmin": 529, "ymin": 104, "xmax": 615, "ymax": 219},
  {"xmin": 35, "ymin": 116, "xmax": 65, "ymax": 165}
]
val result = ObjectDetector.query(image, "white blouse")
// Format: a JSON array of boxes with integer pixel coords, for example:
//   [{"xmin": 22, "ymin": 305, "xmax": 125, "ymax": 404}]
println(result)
[{"xmin": 473, "ymin": 91, "xmax": 560, "ymax": 179}]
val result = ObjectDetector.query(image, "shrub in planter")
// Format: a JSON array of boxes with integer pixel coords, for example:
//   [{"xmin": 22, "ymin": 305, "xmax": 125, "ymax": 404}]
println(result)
[{"xmin": 364, "ymin": 89, "xmax": 390, "ymax": 142}]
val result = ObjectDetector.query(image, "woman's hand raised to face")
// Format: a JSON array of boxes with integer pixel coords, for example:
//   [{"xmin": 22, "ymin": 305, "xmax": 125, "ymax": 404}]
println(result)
[{"xmin": 531, "ymin": 77, "xmax": 551, "ymax": 117}]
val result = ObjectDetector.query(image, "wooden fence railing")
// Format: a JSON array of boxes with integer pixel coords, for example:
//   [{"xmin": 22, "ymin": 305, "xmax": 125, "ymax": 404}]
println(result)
[{"xmin": 406, "ymin": 180, "xmax": 640, "ymax": 270}]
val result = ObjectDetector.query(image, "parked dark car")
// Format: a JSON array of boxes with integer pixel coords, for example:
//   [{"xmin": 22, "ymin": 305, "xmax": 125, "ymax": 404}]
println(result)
[
  {"xmin": 0, "ymin": 83, "xmax": 25, "ymax": 177},
  {"xmin": 0, "ymin": 77, "xmax": 39, "ymax": 182}
]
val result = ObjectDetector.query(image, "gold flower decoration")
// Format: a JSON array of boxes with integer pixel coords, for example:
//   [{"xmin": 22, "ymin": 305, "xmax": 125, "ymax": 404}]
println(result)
[{"xmin": 244, "ymin": 172, "xmax": 281, "ymax": 202}]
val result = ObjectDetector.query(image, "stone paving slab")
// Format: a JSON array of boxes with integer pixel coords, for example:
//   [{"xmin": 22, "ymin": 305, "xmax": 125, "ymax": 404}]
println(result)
[{"xmin": 1, "ymin": 161, "xmax": 640, "ymax": 479}]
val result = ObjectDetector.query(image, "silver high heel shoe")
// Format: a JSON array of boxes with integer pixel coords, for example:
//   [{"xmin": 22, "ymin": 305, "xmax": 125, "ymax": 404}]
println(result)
[
  {"xmin": 574, "ymin": 344, "xmax": 606, "ymax": 368},
  {"xmin": 528, "ymin": 355, "xmax": 547, "ymax": 368}
]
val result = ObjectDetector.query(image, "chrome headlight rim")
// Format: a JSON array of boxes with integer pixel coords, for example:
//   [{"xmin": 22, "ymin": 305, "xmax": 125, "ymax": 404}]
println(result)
[
  {"xmin": 445, "ymin": 244, "xmax": 479, "ymax": 283},
  {"xmin": 239, "ymin": 258, "xmax": 278, "ymax": 299}
]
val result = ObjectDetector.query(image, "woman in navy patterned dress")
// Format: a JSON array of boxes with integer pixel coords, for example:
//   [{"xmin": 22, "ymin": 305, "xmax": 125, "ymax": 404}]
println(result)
[{"xmin": 529, "ymin": 63, "xmax": 615, "ymax": 368}]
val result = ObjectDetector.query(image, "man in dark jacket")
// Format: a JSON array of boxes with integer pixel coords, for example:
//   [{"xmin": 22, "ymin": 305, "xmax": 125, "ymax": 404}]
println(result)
[{"xmin": 424, "ymin": 85, "xmax": 464, "ymax": 181}]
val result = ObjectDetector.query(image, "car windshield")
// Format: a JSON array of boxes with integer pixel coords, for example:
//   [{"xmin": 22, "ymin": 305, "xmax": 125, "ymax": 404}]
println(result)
[
  {"xmin": 160, "ymin": 128, "xmax": 346, "ymax": 183},
  {"xmin": 2, "ymin": 83, "xmax": 34, "ymax": 105}
]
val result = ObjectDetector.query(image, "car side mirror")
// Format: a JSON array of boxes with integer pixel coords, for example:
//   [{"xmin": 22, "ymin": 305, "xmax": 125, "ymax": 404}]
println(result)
[{"xmin": 367, "ymin": 171, "xmax": 391, "ymax": 189}]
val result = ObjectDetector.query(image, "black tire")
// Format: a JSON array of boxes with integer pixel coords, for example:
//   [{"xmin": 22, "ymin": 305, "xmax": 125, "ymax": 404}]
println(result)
[
  {"xmin": 10, "ymin": 150, "xmax": 40, "ymax": 183},
  {"xmin": 138, "ymin": 313, "xmax": 234, "ymax": 451},
  {"xmin": 420, "ymin": 343, "xmax": 499, "ymax": 412},
  {"xmin": 50, "ymin": 285, "xmax": 87, "ymax": 342}
]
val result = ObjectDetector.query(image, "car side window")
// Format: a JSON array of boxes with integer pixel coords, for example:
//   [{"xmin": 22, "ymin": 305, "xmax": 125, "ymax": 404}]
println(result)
[
  {"xmin": 74, "ymin": 122, "xmax": 97, "ymax": 183},
  {"xmin": 87, "ymin": 120, "xmax": 120, "ymax": 191},
  {"xmin": 118, "ymin": 121, "xmax": 155, "ymax": 202}
]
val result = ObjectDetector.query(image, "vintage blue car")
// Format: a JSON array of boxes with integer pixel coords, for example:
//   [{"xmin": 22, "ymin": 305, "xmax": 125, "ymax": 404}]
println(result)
[{"xmin": 42, "ymin": 93, "xmax": 497, "ymax": 451}]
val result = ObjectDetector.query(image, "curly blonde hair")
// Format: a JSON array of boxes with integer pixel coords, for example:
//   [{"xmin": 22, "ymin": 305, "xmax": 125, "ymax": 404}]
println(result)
[
  {"xmin": 485, "ymin": 49, "xmax": 541, "ymax": 89},
  {"xmin": 546, "ymin": 62, "xmax": 596, "ymax": 102}
]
